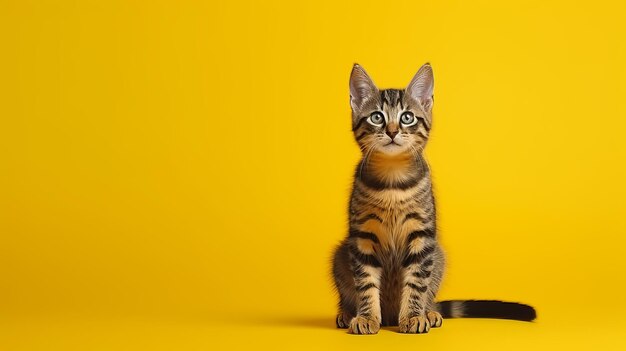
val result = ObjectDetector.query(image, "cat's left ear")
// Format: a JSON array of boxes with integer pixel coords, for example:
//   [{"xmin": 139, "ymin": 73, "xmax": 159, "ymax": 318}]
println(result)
[{"xmin": 406, "ymin": 63, "xmax": 434, "ymax": 115}]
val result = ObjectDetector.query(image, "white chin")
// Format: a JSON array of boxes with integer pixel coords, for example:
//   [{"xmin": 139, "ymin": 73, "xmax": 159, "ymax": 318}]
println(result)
[{"xmin": 379, "ymin": 144, "xmax": 405, "ymax": 154}]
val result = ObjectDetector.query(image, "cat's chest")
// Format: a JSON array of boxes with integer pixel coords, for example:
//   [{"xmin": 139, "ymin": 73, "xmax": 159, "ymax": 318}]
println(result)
[
  {"xmin": 352, "ymin": 192, "xmax": 428, "ymax": 250},
  {"xmin": 378, "ymin": 205, "xmax": 422, "ymax": 244}
]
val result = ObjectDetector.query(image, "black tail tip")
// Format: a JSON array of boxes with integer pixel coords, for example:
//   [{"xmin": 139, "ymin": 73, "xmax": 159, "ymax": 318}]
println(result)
[
  {"xmin": 465, "ymin": 300, "xmax": 537, "ymax": 322},
  {"xmin": 440, "ymin": 300, "xmax": 537, "ymax": 322},
  {"xmin": 505, "ymin": 302, "xmax": 536, "ymax": 321},
  {"xmin": 520, "ymin": 304, "xmax": 537, "ymax": 321}
]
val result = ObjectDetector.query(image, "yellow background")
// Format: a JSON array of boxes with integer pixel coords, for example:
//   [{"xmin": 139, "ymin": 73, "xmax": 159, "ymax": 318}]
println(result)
[{"xmin": 2, "ymin": 0, "xmax": 626, "ymax": 349}]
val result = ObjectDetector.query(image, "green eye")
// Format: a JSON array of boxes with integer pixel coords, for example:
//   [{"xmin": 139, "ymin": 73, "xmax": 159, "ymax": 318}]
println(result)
[
  {"xmin": 369, "ymin": 112, "xmax": 384, "ymax": 126},
  {"xmin": 400, "ymin": 111, "xmax": 416, "ymax": 125}
]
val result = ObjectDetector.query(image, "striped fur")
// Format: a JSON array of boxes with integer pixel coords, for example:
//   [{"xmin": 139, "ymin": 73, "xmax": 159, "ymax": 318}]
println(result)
[{"xmin": 332, "ymin": 63, "xmax": 535, "ymax": 335}]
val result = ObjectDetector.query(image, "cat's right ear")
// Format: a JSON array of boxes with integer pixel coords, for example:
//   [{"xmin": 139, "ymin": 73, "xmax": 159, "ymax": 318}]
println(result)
[{"xmin": 349, "ymin": 64, "xmax": 379, "ymax": 113}]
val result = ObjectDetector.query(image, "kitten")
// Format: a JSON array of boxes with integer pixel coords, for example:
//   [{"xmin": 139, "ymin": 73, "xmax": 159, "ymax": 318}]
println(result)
[{"xmin": 332, "ymin": 63, "xmax": 536, "ymax": 334}]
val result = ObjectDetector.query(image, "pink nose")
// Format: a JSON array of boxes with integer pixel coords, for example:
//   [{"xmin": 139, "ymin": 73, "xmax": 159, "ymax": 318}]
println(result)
[{"xmin": 386, "ymin": 130, "xmax": 398, "ymax": 139}]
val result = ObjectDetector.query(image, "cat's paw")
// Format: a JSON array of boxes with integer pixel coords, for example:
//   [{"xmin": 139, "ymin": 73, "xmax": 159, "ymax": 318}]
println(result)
[
  {"xmin": 426, "ymin": 311, "xmax": 443, "ymax": 328},
  {"xmin": 336, "ymin": 312, "xmax": 351, "ymax": 329},
  {"xmin": 348, "ymin": 316, "xmax": 380, "ymax": 334},
  {"xmin": 399, "ymin": 315, "xmax": 430, "ymax": 334}
]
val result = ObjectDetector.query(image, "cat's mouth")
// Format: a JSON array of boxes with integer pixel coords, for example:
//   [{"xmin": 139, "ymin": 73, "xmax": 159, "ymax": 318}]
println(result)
[{"xmin": 379, "ymin": 141, "xmax": 405, "ymax": 154}]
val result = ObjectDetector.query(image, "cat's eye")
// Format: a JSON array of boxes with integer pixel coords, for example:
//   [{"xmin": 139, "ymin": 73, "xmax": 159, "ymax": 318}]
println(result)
[
  {"xmin": 400, "ymin": 111, "xmax": 417, "ymax": 126},
  {"xmin": 368, "ymin": 112, "xmax": 385, "ymax": 126}
]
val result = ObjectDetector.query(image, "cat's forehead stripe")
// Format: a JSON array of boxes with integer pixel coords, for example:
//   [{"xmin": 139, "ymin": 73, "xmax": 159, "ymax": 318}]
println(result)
[
  {"xmin": 380, "ymin": 89, "xmax": 405, "ymax": 122},
  {"xmin": 381, "ymin": 89, "xmax": 404, "ymax": 110}
]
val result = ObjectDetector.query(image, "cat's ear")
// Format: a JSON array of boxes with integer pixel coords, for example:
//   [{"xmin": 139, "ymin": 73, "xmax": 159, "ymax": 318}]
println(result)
[
  {"xmin": 407, "ymin": 63, "xmax": 434, "ymax": 113},
  {"xmin": 349, "ymin": 64, "xmax": 379, "ymax": 112}
]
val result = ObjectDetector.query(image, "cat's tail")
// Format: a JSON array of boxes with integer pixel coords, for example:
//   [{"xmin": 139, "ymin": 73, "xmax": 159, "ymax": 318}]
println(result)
[{"xmin": 436, "ymin": 300, "xmax": 536, "ymax": 322}]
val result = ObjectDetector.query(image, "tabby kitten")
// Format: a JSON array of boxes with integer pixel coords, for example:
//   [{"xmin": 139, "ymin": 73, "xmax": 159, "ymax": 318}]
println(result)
[{"xmin": 332, "ymin": 63, "xmax": 536, "ymax": 334}]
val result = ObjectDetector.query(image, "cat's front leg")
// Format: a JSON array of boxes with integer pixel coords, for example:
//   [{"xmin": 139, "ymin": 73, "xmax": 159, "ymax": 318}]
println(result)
[
  {"xmin": 347, "ymin": 237, "xmax": 382, "ymax": 335},
  {"xmin": 398, "ymin": 233, "xmax": 439, "ymax": 334}
]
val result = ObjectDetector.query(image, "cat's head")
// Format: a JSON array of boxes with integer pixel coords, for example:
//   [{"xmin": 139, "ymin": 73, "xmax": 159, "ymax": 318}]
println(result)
[{"xmin": 349, "ymin": 63, "xmax": 434, "ymax": 156}]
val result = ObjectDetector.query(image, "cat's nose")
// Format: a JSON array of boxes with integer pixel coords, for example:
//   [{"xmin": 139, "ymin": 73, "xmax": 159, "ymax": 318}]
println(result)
[{"xmin": 386, "ymin": 130, "xmax": 398, "ymax": 139}]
